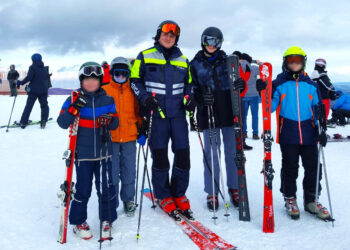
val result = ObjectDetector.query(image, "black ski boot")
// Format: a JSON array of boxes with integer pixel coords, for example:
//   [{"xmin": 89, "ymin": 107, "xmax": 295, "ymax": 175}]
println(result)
[
  {"xmin": 124, "ymin": 201, "xmax": 136, "ymax": 217},
  {"xmin": 207, "ymin": 194, "xmax": 219, "ymax": 212},
  {"xmin": 40, "ymin": 120, "xmax": 46, "ymax": 129}
]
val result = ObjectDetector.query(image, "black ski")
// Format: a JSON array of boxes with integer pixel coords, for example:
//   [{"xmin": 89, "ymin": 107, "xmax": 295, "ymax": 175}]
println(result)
[
  {"xmin": 0, "ymin": 117, "xmax": 53, "ymax": 129},
  {"xmin": 226, "ymin": 54, "xmax": 250, "ymax": 221}
]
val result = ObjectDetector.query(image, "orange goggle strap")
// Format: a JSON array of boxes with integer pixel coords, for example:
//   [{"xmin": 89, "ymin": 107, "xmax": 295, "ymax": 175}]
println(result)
[{"xmin": 161, "ymin": 23, "xmax": 180, "ymax": 36}]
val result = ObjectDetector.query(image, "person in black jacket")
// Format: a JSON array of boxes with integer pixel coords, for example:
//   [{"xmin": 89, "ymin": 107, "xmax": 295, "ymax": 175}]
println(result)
[
  {"xmin": 311, "ymin": 58, "xmax": 336, "ymax": 120},
  {"xmin": 7, "ymin": 64, "xmax": 19, "ymax": 96},
  {"xmin": 16, "ymin": 53, "xmax": 50, "ymax": 128}
]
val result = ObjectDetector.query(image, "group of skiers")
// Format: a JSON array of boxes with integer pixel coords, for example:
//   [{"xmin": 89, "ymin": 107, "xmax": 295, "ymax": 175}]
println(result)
[{"xmin": 8, "ymin": 20, "xmax": 333, "ymax": 240}]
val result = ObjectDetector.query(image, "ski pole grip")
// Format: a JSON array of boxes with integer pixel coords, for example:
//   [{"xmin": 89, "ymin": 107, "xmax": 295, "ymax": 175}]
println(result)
[{"xmin": 151, "ymin": 92, "xmax": 166, "ymax": 119}]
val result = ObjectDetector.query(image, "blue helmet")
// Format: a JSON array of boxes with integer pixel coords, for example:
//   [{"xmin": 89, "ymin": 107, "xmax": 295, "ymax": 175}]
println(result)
[{"xmin": 31, "ymin": 53, "xmax": 42, "ymax": 62}]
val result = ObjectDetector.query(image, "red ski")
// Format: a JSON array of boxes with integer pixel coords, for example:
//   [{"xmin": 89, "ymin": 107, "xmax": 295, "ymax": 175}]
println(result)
[
  {"xmin": 144, "ymin": 189, "xmax": 236, "ymax": 250},
  {"xmin": 58, "ymin": 91, "xmax": 80, "ymax": 244},
  {"xmin": 259, "ymin": 63, "xmax": 275, "ymax": 233}
]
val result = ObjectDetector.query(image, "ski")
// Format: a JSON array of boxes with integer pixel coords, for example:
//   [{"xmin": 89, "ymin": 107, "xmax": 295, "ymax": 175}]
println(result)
[
  {"xmin": 226, "ymin": 54, "xmax": 250, "ymax": 221},
  {"xmin": 328, "ymin": 134, "xmax": 350, "ymax": 142},
  {"xmin": 57, "ymin": 92, "xmax": 80, "ymax": 244},
  {"xmin": 144, "ymin": 189, "xmax": 235, "ymax": 250},
  {"xmin": 259, "ymin": 62, "xmax": 275, "ymax": 233},
  {"xmin": 0, "ymin": 118, "xmax": 53, "ymax": 129}
]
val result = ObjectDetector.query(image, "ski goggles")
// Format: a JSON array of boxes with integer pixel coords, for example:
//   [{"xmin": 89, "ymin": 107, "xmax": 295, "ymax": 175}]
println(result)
[
  {"xmin": 201, "ymin": 35, "xmax": 223, "ymax": 48},
  {"xmin": 79, "ymin": 65, "xmax": 103, "ymax": 77},
  {"xmin": 285, "ymin": 55, "xmax": 304, "ymax": 64},
  {"xmin": 112, "ymin": 68, "xmax": 130, "ymax": 78},
  {"xmin": 161, "ymin": 23, "xmax": 180, "ymax": 36}
]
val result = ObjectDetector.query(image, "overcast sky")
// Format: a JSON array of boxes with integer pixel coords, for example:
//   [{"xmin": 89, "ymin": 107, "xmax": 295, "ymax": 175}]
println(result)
[{"xmin": 1, "ymin": 0, "xmax": 350, "ymax": 86}]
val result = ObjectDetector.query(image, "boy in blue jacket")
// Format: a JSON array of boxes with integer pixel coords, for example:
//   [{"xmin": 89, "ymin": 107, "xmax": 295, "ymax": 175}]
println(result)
[
  {"xmin": 57, "ymin": 62, "xmax": 119, "ymax": 240},
  {"xmin": 257, "ymin": 47, "xmax": 331, "ymax": 221}
]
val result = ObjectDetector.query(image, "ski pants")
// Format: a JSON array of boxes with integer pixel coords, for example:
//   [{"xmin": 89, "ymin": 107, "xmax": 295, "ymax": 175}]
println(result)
[
  {"xmin": 9, "ymin": 80, "xmax": 17, "ymax": 96},
  {"xmin": 149, "ymin": 116, "xmax": 190, "ymax": 200},
  {"xmin": 20, "ymin": 92, "xmax": 49, "ymax": 124},
  {"xmin": 280, "ymin": 144, "xmax": 321, "ymax": 203},
  {"xmin": 111, "ymin": 141, "xmax": 136, "ymax": 208},
  {"xmin": 243, "ymin": 96, "xmax": 259, "ymax": 135},
  {"xmin": 203, "ymin": 126, "xmax": 238, "ymax": 194},
  {"xmin": 69, "ymin": 159, "xmax": 117, "ymax": 225},
  {"xmin": 332, "ymin": 109, "xmax": 350, "ymax": 125},
  {"xmin": 322, "ymin": 99, "xmax": 331, "ymax": 120}
]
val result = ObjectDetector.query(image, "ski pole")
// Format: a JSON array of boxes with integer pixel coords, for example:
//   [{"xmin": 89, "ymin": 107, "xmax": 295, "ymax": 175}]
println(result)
[
  {"xmin": 135, "ymin": 144, "xmax": 141, "ymax": 207},
  {"xmin": 141, "ymin": 146, "xmax": 156, "ymax": 208},
  {"xmin": 136, "ymin": 92, "xmax": 156, "ymax": 240},
  {"xmin": 6, "ymin": 95, "xmax": 17, "ymax": 132}
]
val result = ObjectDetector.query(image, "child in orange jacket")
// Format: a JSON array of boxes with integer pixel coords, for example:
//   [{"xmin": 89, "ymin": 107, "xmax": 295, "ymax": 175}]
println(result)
[{"xmin": 103, "ymin": 57, "xmax": 146, "ymax": 217}]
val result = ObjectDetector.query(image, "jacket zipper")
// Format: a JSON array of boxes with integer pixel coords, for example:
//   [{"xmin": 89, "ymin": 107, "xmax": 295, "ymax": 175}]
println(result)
[
  {"xmin": 296, "ymin": 79, "xmax": 303, "ymax": 144},
  {"xmin": 92, "ymin": 96, "xmax": 96, "ymax": 157}
]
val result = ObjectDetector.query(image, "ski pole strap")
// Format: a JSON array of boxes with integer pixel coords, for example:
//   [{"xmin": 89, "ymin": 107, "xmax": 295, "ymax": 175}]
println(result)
[
  {"xmin": 152, "ymin": 92, "xmax": 166, "ymax": 119},
  {"xmin": 184, "ymin": 95, "xmax": 194, "ymax": 118}
]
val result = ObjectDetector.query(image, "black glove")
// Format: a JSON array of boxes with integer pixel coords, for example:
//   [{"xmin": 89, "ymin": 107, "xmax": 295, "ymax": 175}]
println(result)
[
  {"xmin": 69, "ymin": 93, "xmax": 88, "ymax": 115},
  {"xmin": 256, "ymin": 79, "xmax": 267, "ymax": 92},
  {"xmin": 202, "ymin": 91, "xmax": 214, "ymax": 106},
  {"xmin": 136, "ymin": 119, "xmax": 148, "ymax": 138},
  {"xmin": 318, "ymin": 130, "xmax": 327, "ymax": 147},
  {"xmin": 97, "ymin": 114, "xmax": 112, "ymax": 127},
  {"xmin": 234, "ymin": 78, "xmax": 246, "ymax": 92},
  {"xmin": 143, "ymin": 95, "xmax": 159, "ymax": 112},
  {"xmin": 184, "ymin": 96, "xmax": 196, "ymax": 113}
]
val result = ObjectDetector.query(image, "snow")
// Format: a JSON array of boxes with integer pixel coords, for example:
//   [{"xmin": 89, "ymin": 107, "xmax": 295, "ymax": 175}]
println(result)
[{"xmin": 0, "ymin": 95, "xmax": 349, "ymax": 250}]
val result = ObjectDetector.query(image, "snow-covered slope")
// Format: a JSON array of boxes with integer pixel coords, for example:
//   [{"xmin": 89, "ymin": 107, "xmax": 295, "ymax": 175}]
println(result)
[{"xmin": 0, "ymin": 95, "xmax": 349, "ymax": 250}]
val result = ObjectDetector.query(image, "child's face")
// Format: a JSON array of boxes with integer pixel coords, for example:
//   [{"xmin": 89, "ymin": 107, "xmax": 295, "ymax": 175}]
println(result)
[
  {"xmin": 287, "ymin": 62, "xmax": 303, "ymax": 73},
  {"xmin": 82, "ymin": 77, "xmax": 100, "ymax": 92},
  {"xmin": 205, "ymin": 45, "xmax": 217, "ymax": 54}
]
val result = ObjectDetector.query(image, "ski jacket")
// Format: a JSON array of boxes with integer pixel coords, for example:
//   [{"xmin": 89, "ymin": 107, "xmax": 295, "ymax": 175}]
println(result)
[
  {"xmin": 19, "ymin": 60, "xmax": 50, "ymax": 94},
  {"xmin": 57, "ymin": 88, "xmax": 119, "ymax": 160},
  {"xmin": 333, "ymin": 93, "xmax": 350, "ymax": 111},
  {"xmin": 102, "ymin": 79, "xmax": 143, "ymax": 143},
  {"xmin": 242, "ymin": 61, "xmax": 260, "ymax": 98},
  {"xmin": 7, "ymin": 70, "xmax": 19, "ymax": 81},
  {"xmin": 102, "ymin": 64, "xmax": 111, "ymax": 85},
  {"xmin": 272, "ymin": 69, "xmax": 322, "ymax": 145},
  {"xmin": 311, "ymin": 66, "xmax": 336, "ymax": 100},
  {"xmin": 191, "ymin": 50, "xmax": 240, "ymax": 129},
  {"xmin": 130, "ymin": 44, "xmax": 193, "ymax": 118}
]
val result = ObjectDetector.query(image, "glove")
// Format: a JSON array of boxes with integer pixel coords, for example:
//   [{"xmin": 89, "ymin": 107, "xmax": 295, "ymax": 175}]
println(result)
[
  {"xmin": 184, "ymin": 96, "xmax": 196, "ymax": 113},
  {"xmin": 234, "ymin": 78, "xmax": 246, "ymax": 92},
  {"xmin": 69, "ymin": 93, "xmax": 88, "ymax": 115},
  {"xmin": 256, "ymin": 79, "xmax": 267, "ymax": 92},
  {"xmin": 97, "ymin": 114, "xmax": 112, "ymax": 127},
  {"xmin": 202, "ymin": 91, "xmax": 214, "ymax": 106},
  {"xmin": 143, "ymin": 95, "xmax": 159, "ymax": 112},
  {"xmin": 318, "ymin": 131, "xmax": 328, "ymax": 147},
  {"xmin": 136, "ymin": 120, "xmax": 148, "ymax": 146},
  {"xmin": 16, "ymin": 80, "xmax": 22, "ymax": 89}
]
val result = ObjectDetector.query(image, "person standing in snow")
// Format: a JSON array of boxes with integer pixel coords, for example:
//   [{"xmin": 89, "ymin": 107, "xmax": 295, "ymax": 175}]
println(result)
[
  {"xmin": 329, "ymin": 90, "xmax": 350, "ymax": 126},
  {"xmin": 16, "ymin": 53, "xmax": 50, "ymax": 128},
  {"xmin": 101, "ymin": 61, "xmax": 111, "ymax": 86},
  {"xmin": 311, "ymin": 58, "xmax": 336, "ymax": 121},
  {"xmin": 130, "ymin": 20, "xmax": 195, "ymax": 221},
  {"xmin": 190, "ymin": 27, "xmax": 246, "ymax": 211},
  {"xmin": 241, "ymin": 53, "xmax": 261, "ymax": 140},
  {"xmin": 7, "ymin": 64, "xmax": 19, "ymax": 97},
  {"xmin": 57, "ymin": 62, "xmax": 119, "ymax": 240},
  {"xmin": 102, "ymin": 57, "xmax": 145, "ymax": 217},
  {"xmin": 256, "ymin": 46, "xmax": 331, "ymax": 221}
]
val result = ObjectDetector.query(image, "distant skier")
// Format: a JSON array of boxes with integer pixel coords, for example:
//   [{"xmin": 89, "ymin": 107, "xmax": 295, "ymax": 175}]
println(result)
[
  {"xmin": 130, "ymin": 20, "xmax": 195, "ymax": 220},
  {"xmin": 7, "ymin": 64, "xmax": 19, "ymax": 97},
  {"xmin": 57, "ymin": 62, "xmax": 119, "ymax": 240},
  {"xmin": 311, "ymin": 58, "xmax": 336, "ymax": 120},
  {"xmin": 102, "ymin": 57, "xmax": 145, "ymax": 217},
  {"xmin": 16, "ymin": 53, "xmax": 50, "ymax": 128},
  {"xmin": 329, "ymin": 90, "xmax": 350, "ymax": 126},
  {"xmin": 256, "ymin": 46, "xmax": 331, "ymax": 221},
  {"xmin": 190, "ymin": 27, "xmax": 246, "ymax": 211},
  {"xmin": 101, "ymin": 61, "xmax": 111, "ymax": 86}
]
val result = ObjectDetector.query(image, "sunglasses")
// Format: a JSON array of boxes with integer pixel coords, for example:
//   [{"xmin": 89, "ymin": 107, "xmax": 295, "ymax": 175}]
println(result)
[
  {"xmin": 112, "ymin": 69, "xmax": 130, "ymax": 78},
  {"xmin": 79, "ymin": 65, "xmax": 103, "ymax": 77},
  {"xmin": 286, "ymin": 56, "xmax": 304, "ymax": 64},
  {"xmin": 161, "ymin": 23, "xmax": 180, "ymax": 36}
]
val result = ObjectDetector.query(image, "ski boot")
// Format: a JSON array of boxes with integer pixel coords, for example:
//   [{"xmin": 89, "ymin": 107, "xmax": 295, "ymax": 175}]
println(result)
[
  {"xmin": 243, "ymin": 133, "xmax": 248, "ymax": 139},
  {"xmin": 253, "ymin": 134, "xmax": 260, "ymax": 140},
  {"xmin": 100, "ymin": 221, "xmax": 113, "ymax": 241},
  {"xmin": 243, "ymin": 140, "xmax": 253, "ymax": 151},
  {"xmin": 73, "ymin": 221, "xmax": 93, "ymax": 240},
  {"xmin": 158, "ymin": 197, "xmax": 181, "ymax": 221},
  {"xmin": 174, "ymin": 196, "xmax": 195, "ymax": 221},
  {"xmin": 305, "ymin": 202, "xmax": 333, "ymax": 221},
  {"xmin": 228, "ymin": 189, "xmax": 239, "ymax": 207},
  {"xmin": 207, "ymin": 194, "xmax": 219, "ymax": 212},
  {"xmin": 40, "ymin": 120, "xmax": 46, "ymax": 129},
  {"xmin": 284, "ymin": 197, "xmax": 300, "ymax": 220},
  {"xmin": 123, "ymin": 201, "xmax": 136, "ymax": 217}
]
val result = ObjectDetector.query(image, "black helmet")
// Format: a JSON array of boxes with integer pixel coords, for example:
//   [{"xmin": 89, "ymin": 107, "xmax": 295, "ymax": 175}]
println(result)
[
  {"xmin": 154, "ymin": 20, "xmax": 180, "ymax": 45},
  {"xmin": 10, "ymin": 64, "xmax": 15, "ymax": 70},
  {"xmin": 201, "ymin": 27, "xmax": 224, "ymax": 53}
]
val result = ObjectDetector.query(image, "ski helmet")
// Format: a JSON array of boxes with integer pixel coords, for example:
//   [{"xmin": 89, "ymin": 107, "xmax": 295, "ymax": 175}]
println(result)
[
  {"xmin": 78, "ymin": 61, "xmax": 104, "ymax": 83},
  {"xmin": 10, "ymin": 64, "xmax": 15, "ymax": 70},
  {"xmin": 241, "ymin": 53, "xmax": 252, "ymax": 64},
  {"xmin": 154, "ymin": 20, "xmax": 181, "ymax": 45},
  {"xmin": 283, "ymin": 46, "xmax": 307, "ymax": 73},
  {"xmin": 315, "ymin": 58, "xmax": 327, "ymax": 68},
  {"xmin": 109, "ymin": 57, "xmax": 131, "ymax": 84},
  {"xmin": 201, "ymin": 27, "xmax": 224, "ymax": 53},
  {"xmin": 31, "ymin": 53, "xmax": 42, "ymax": 62},
  {"xmin": 232, "ymin": 51, "xmax": 242, "ymax": 59}
]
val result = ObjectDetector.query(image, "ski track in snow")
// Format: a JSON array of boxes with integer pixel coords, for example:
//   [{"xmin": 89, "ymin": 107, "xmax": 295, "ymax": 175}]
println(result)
[{"xmin": 0, "ymin": 95, "xmax": 349, "ymax": 250}]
